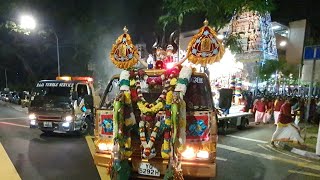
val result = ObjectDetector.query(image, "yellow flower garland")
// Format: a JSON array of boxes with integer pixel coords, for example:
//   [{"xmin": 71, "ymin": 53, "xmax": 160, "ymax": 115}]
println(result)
[
  {"xmin": 166, "ymin": 91, "xmax": 173, "ymax": 105},
  {"xmin": 170, "ymin": 78, "xmax": 177, "ymax": 86},
  {"xmin": 130, "ymin": 79, "xmax": 136, "ymax": 87},
  {"xmin": 137, "ymin": 101, "xmax": 164, "ymax": 114}
]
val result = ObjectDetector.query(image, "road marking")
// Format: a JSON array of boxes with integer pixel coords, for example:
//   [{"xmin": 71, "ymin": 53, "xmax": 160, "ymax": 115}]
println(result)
[
  {"xmin": 0, "ymin": 143, "xmax": 21, "ymax": 180},
  {"xmin": 216, "ymin": 157, "xmax": 228, "ymax": 161},
  {"xmin": 265, "ymin": 145, "xmax": 312, "ymax": 163},
  {"xmin": 226, "ymin": 135, "xmax": 268, "ymax": 144},
  {"xmin": 217, "ymin": 144, "xmax": 320, "ymax": 171},
  {"xmin": 85, "ymin": 136, "xmax": 110, "ymax": 180},
  {"xmin": 0, "ymin": 122, "xmax": 29, "ymax": 128},
  {"xmin": 288, "ymin": 170, "xmax": 320, "ymax": 177},
  {"xmin": 257, "ymin": 144, "xmax": 272, "ymax": 152},
  {"xmin": 0, "ymin": 117, "xmax": 28, "ymax": 121}
]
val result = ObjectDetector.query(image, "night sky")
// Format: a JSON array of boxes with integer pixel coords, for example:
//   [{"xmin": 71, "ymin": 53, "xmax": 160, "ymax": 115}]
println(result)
[
  {"xmin": 0, "ymin": 0, "xmax": 319, "ymax": 91},
  {"xmin": 272, "ymin": 0, "xmax": 320, "ymax": 28}
]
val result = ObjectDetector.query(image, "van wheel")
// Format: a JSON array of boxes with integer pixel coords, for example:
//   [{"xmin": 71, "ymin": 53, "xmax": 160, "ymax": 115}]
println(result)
[
  {"xmin": 220, "ymin": 120, "xmax": 228, "ymax": 135},
  {"xmin": 79, "ymin": 117, "xmax": 93, "ymax": 136},
  {"xmin": 237, "ymin": 117, "xmax": 249, "ymax": 130}
]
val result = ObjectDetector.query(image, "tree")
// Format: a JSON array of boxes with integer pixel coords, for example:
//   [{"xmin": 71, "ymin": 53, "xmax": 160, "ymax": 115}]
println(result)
[
  {"xmin": 0, "ymin": 0, "xmax": 117, "ymax": 89},
  {"xmin": 258, "ymin": 58, "xmax": 299, "ymax": 86}
]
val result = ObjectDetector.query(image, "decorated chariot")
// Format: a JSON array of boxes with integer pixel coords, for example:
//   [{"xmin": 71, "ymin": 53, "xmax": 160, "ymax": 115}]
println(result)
[{"xmin": 93, "ymin": 20, "xmax": 225, "ymax": 179}]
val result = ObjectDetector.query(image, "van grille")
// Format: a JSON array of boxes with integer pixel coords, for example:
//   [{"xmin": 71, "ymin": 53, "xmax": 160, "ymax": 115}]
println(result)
[{"xmin": 38, "ymin": 115, "xmax": 62, "ymax": 121}]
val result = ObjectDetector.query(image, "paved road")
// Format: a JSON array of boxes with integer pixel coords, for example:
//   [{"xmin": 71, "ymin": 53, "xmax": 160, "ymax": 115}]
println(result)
[
  {"xmin": 216, "ymin": 125, "xmax": 320, "ymax": 180},
  {"xmin": 1, "ymin": 101, "xmax": 320, "ymax": 180},
  {"xmin": 0, "ymin": 101, "xmax": 100, "ymax": 180}
]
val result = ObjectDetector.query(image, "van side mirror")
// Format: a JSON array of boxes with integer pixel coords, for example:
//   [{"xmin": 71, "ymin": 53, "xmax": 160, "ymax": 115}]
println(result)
[{"xmin": 72, "ymin": 91, "xmax": 78, "ymax": 100}]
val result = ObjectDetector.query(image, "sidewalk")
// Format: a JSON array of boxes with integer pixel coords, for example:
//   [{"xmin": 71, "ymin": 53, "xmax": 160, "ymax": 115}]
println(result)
[
  {"xmin": 0, "ymin": 101, "xmax": 28, "ymax": 114},
  {"xmin": 280, "ymin": 122, "xmax": 320, "ymax": 160}
]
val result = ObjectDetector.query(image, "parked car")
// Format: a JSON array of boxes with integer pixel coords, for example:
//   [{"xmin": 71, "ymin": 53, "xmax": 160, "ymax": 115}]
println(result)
[
  {"xmin": 12, "ymin": 94, "xmax": 21, "ymax": 104},
  {"xmin": 8, "ymin": 92, "xmax": 15, "ymax": 103},
  {"xmin": 2, "ymin": 94, "xmax": 10, "ymax": 102}
]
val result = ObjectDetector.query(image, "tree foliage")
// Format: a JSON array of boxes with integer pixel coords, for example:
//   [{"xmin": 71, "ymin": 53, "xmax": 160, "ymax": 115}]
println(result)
[
  {"xmin": 0, "ymin": 0, "xmax": 116, "ymax": 90},
  {"xmin": 258, "ymin": 59, "xmax": 299, "ymax": 85}
]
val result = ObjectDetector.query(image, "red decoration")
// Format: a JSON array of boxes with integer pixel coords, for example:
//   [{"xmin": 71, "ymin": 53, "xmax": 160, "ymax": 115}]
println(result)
[
  {"xmin": 144, "ymin": 115, "xmax": 154, "ymax": 122},
  {"xmin": 186, "ymin": 115, "xmax": 209, "ymax": 141},
  {"xmin": 130, "ymin": 89, "xmax": 138, "ymax": 102},
  {"xmin": 155, "ymin": 60, "xmax": 164, "ymax": 69},
  {"xmin": 138, "ymin": 69, "xmax": 145, "ymax": 77},
  {"xmin": 129, "ymin": 70, "xmax": 135, "ymax": 78},
  {"xmin": 144, "ymin": 148, "xmax": 151, "ymax": 156},
  {"xmin": 100, "ymin": 114, "xmax": 113, "ymax": 135},
  {"xmin": 165, "ymin": 110, "xmax": 171, "ymax": 116},
  {"xmin": 164, "ymin": 131, "xmax": 170, "ymax": 139},
  {"xmin": 146, "ymin": 77, "xmax": 163, "ymax": 86},
  {"xmin": 165, "ymin": 66, "xmax": 180, "ymax": 77},
  {"xmin": 163, "ymin": 56, "xmax": 173, "ymax": 64}
]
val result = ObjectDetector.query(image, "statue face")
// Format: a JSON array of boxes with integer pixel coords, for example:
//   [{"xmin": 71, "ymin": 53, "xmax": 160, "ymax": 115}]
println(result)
[
  {"xmin": 156, "ymin": 48, "xmax": 166, "ymax": 60},
  {"xmin": 166, "ymin": 50, "xmax": 173, "ymax": 56}
]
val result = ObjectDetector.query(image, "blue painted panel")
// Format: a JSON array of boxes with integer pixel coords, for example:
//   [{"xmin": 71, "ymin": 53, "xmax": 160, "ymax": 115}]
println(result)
[{"xmin": 304, "ymin": 46, "xmax": 320, "ymax": 60}]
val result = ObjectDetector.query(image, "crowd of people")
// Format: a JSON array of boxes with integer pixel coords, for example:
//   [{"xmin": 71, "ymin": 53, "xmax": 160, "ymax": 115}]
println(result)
[{"xmin": 242, "ymin": 93, "xmax": 320, "ymax": 147}]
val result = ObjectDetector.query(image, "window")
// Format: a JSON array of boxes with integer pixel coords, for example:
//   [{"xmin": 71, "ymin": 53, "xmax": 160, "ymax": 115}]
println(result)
[
  {"xmin": 185, "ymin": 75, "xmax": 213, "ymax": 110},
  {"xmin": 77, "ymin": 84, "xmax": 88, "ymax": 98},
  {"xmin": 100, "ymin": 78, "xmax": 120, "ymax": 109}
]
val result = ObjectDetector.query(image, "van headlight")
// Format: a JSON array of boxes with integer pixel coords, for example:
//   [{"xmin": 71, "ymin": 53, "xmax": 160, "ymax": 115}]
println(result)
[
  {"xmin": 29, "ymin": 113, "xmax": 36, "ymax": 120},
  {"xmin": 98, "ymin": 142, "xmax": 113, "ymax": 152},
  {"xmin": 64, "ymin": 115, "xmax": 73, "ymax": 122}
]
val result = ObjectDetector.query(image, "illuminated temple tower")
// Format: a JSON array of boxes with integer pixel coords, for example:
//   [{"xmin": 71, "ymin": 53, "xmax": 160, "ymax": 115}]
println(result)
[{"xmin": 229, "ymin": 11, "xmax": 278, "ymax": 83}]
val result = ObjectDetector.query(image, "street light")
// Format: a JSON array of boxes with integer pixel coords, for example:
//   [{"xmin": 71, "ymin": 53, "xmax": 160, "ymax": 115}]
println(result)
[
  {"xmin": 19, "ymin": 15, "xmax": 61, "ymax": 76},
  {"xmin": 20, "ymin": 15, "xmax": 36, "ymax": 30}
]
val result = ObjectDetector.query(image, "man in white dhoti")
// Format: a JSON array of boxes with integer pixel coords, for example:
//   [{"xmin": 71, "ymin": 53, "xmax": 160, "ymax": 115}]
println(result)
[
  {"xmin": 271, "ymin": 98, "xmax": 304, "ymax": 147},
  {"xmin": 253, "ymin": 97, "xmax": 267, "ymax": 125},
  {"xmin": 273, "ymin": 96, "xmax": 284, "ymax": 125}
]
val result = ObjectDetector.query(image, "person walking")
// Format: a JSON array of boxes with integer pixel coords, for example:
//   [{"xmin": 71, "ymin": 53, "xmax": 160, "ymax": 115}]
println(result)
[
  {"xmin": 271, "ymin": 98, "xmax": 304, "ymax": 147},
  {"xmin": 253, "ymin": 97, "xmax": 267, "ymax": 125},
  {"xmin": 273, "ymin": 96, "xmax": 284, "ymax": 125},
  {"xmin": 263, "ymin": 97, "xmax": 274, "ymax": 124},
  {"xmin": 244, "ymin": 92, "xmax": 253, "ymax": 112}
]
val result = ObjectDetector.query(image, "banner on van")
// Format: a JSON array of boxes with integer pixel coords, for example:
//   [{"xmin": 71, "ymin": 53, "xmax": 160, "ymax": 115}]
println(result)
[{"xmin": 36, "ymin": 82, "xmax": 74, "ymax": 88}]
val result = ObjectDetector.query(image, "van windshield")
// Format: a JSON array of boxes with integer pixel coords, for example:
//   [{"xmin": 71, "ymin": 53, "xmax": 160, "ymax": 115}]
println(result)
[
  {"xmin": 31, "ymin": 82, "xmax": 74, "ymax": 107},
  {"xmin": 34, "ymin": 87, "xmax": 72, "ymax": 97},
  {"xmin": 185, "ymin": 76, "xmax": 213, "ymax": 110}
]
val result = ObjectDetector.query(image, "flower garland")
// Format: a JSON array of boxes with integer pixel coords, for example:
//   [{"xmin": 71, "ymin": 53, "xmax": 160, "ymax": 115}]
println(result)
[
  {"xmin": 139, "ymin": 120, "xmax": 161, "ymax": 158},
  {"xmin": 134, "ymin": 69, "xmax": 176, "ymax": 158},
  {"xmin": 116, "ymin": 66, "xmax": 192, "ymax": 160},
  {"xmin": 175, "ymin": 66, "xmax": 193, "ymax": 95},
  {"xmin": 112, "ymin": 90, "xmax": 136, "ymax": 159},
  {"xmin": 135, "ymin": 74, "xmax": 171, "ymax": 115},
  {"xmin": 161, "ymin": 90, "xmax": 173, "ymax": 159}
]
